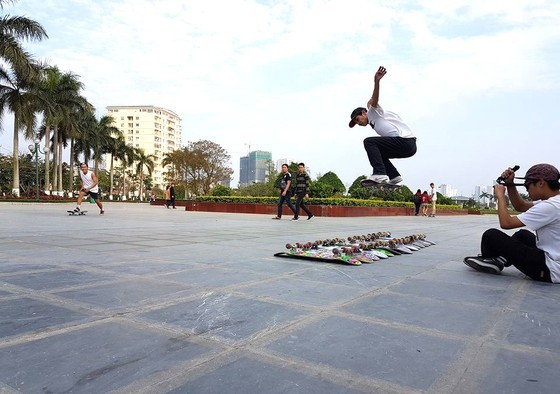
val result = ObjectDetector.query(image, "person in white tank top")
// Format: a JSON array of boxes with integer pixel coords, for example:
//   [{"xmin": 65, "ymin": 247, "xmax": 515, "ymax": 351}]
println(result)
[{"xmin": 74, "ymin": 163, "xmax": 104, "ymax": 215}]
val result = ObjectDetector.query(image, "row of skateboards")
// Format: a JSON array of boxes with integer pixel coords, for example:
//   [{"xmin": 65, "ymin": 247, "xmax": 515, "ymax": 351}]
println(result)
[{"xmin": 274, "ymin": 231, "xmax": 435, "ymax": 266}]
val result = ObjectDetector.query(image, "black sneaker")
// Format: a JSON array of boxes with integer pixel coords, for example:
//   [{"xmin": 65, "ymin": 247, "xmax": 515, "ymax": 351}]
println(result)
[
  {"xmin": 463, "ymin": 256, "xmax": 504, "ymax": 274},
  {"xmin": 496, "ymin": 256, "xmax": 510, "ymax": 267},
  {"xmin": 291, "ymin": 217, "xmax": 299, "ymax": 221},
  {"xmin": 307, "ymin": 215, "xmax": 314, "ymax": 220}
]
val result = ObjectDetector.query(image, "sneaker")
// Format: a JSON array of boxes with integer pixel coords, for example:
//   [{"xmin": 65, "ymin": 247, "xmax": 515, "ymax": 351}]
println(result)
[
  {"xmin": 100, "ymin": 210, "xmax": 104, "ymax": 215},
  {"xmin": 73, "ymin": 207, "xmax": 81, "ymax": 213},
  {"xmin": 307, "ymin": 215, "xmax": 314, "ymax": 220},
  {"xmin": 463, "ymin": 255, "xmax": 504, "ymax": 274},
  {"xmin": 366, "ymin": 174, "xmax": 389, "ymax": 183},
  {"xmin": 272, "ymin": 216, "xmax": 281, "ymax": 220},
  {"xmin": 291, "ymin": 217, "xmax": 299, "ymax": 221},
  {"xmin": 496, "ymin": 256, "xmax": 510, "ymax": 267},
  {"xmin": 388, "ymin": 176, "xmax": 403, "ymax": 185}
]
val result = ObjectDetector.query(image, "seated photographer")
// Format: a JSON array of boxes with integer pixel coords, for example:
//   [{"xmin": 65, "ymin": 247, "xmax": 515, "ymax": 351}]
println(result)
[{"xmin": 463, "ymin": 164, "xmax": 560, "ymax": 283}]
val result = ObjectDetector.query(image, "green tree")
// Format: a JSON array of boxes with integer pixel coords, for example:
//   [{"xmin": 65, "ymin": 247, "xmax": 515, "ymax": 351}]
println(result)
[
  {"xmin": 309, "ymin": 180, "xmax": 334, "ymax": 198},
  {"xmin": 37, "ymin": 66, "xmax": 90, "ymax": 194},
  {"xmin": 183, "ymin": 140, "xmax": 233, "ymax": 196},
  {"xmin": 211, "ymin": 185, "xmax": 233, "ymax": 196},
  {"xmin": 317, "ymin": 171, "xmax": 346, "ymax": 195},
  {"xmin": 134, "ymin": 148, "xmax": 155, "ymax": 201},
  {"xmin": 0, "ymin": 1, "xmax": 48, "ymax": 195}
]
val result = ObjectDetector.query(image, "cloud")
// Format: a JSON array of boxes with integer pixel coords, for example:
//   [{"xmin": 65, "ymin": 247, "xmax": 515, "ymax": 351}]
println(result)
[{"xmin": 3, "ymin": 0, "xmax": 560, "ymax": 194}]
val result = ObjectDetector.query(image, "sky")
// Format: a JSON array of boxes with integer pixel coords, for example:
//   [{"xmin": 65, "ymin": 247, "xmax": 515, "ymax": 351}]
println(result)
[{"xmin": 1, "ymin": 0, "xmax": 559, "ymax": 196}]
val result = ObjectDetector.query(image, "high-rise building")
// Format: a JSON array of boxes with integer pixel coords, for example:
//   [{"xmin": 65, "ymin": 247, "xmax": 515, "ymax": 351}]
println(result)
[
  {"xmin": 239, "ymin": 150, "xmax": 272, "ymax": 187},
  {"xmin": 106, "ymin": 105, "xmax": 182, "ymax": 189}
]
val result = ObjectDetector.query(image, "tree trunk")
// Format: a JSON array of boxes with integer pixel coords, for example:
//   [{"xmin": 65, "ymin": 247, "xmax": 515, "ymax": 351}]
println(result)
[
  {"xmin": 109, "ymin": 155, "xmax": 114, "ymax": 200},
  {"xmin": 44, "ymin": 127, "xmax": 50, "ymax": 193},
  {"xmin": 68, "ymin": 138, "xmax": 75, "ymax": 195},
  {"xmin": 52, "ymin": 125, "xmax": 58, "ymax": 195},
  {"xmin": 57, "ymin": 140, "xmax": 63, "ymax": 194},
  {"xmin": 11, "ymin": 118, "xmax": 20, "ymax": 196}
]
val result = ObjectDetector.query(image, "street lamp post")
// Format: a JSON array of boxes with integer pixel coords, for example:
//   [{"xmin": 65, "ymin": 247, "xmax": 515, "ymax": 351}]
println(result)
[{"xmin": 28, "ymin": 138, "xmax": 47, "ymax": 201}]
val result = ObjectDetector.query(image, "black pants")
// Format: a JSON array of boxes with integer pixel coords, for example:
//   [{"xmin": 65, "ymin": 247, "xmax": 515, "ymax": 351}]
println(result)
[
  {"xmin": 363, "ymin": 137, "xmax": 417, "ymax": 178},
  {"xmin": 277, "ymin": 189, "xmax": 296, "ymax": 217},
  {"xmin": 481, "ymin": 228, "xmax": 552, "ymax": 282},
  {"xmin": 414, "ymin": 202, "xmax": 421, "ymax": 215},
  {"xmin": 294, "ymin": 192, "xmax": 312, "ymax": 219}
]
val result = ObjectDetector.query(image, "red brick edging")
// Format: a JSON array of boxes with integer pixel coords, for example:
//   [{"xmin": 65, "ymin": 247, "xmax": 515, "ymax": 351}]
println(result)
[{"xmin": 180, "ymin": 202, "xmax": 469, "ymax": 217}]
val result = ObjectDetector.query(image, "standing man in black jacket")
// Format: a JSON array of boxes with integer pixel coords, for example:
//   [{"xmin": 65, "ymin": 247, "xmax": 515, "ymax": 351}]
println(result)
[{"xmin": 292, "ymin": 163, "xmax": 313, "ymax": 221}]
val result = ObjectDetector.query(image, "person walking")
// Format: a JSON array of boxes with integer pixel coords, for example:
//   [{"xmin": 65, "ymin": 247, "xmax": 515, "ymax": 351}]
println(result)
[
  {"xmin": 413, "ymin": 189, "xmax": 422, "ymax": 216},
  {"xmin": 74, "ymin": 163, "xmax": 104, "ymax": 215},
  {"xmin": 421, "ymin": 191, "xmax": 429, "ymax": 216},
  {"xmin": 273, "ymin": 164, "xmax": 296, "ymax": 220},
  {"xmin": 292, "ymin": 163, "xmax": 313, "ymax": 221},
  {"xmin": 169, "ymin": 183, "xmax": 176, "ymax": 209},
  {"xmin": 429, "ymin": 182, "xmax": 437, "ymax": 217},
  {"xmin": 164, "ymin": 185, "xmax": 171, "ymax": 208},
  {"xmin": 348, "ymin": 66, "xmax": 417, "ymax": 185}
]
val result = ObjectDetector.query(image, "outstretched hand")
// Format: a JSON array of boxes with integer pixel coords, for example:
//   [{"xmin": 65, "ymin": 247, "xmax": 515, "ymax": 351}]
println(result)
[{"xmin": 374, "ymin": 66, "xmax": 387, "ymax": 82}]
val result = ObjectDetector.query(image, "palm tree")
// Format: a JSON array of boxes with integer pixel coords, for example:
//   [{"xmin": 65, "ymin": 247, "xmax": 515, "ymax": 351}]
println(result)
[
  {"xmin": 105, "ymin": 131, "xmax": 126, "ymax": 199},
  {"xmin": 0, "ymin": 62, "xmax": 45, "ymax": 195},
  {"xmin": 37, "ymin": 66, "xmax": 88, "ymax": 195},
  {"xmin": 0, "ymin": 2, "xmax": 48, "ymax": 77},
  {"xmin": 0, "ymin": 3, "xmax": 47, "ymax": 195},
  {"xmin": 134, "ymin": 148, "xmax": 155, "ymax": 201},
  {"xmin": 116, "ymin": 142, "xmax": 135, "ymax": 200}
]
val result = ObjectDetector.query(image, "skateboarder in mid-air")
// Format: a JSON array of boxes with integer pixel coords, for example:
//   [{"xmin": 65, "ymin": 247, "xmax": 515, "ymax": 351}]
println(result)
[
  {"xmin": 349, "ymin": 66, "xmax": 417, "ymax": 186},
  {"xmin": 73, "ymin": 163, "xmax": 104, "ymax": 215}
]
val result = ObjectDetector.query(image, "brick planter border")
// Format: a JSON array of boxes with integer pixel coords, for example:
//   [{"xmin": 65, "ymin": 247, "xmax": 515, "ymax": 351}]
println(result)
[{"xmin": 178, "ymin": 201, "xmax": 468, "ymax": 217}]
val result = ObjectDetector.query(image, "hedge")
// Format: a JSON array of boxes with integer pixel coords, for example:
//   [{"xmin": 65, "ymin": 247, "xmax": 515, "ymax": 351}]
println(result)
[{"xmin": 193, "ymin": 196, "xmax": 463, "ymax": 210}]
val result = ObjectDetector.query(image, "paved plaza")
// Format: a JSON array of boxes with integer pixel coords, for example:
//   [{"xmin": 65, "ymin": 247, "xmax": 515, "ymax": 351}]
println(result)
[{"xmin": 0, "ymin": 202, "xmax": 559, "ymax": 393}]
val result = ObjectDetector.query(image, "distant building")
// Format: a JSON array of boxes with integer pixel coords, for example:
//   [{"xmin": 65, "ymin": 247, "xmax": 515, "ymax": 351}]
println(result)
[
  {"xmin": 474, "ymin": 185, "xmax": 493, "ymax": 207},
  {"xmin": 439, "ymin": 184, "xmax": 458, "ymax": 197},
  {"xmin": 106, "ymin": 105, "xmax": 182, "ymax": 189},
  {"xmin": 239, "ymin": 150, "xmax": 272, "ymax": 187}
]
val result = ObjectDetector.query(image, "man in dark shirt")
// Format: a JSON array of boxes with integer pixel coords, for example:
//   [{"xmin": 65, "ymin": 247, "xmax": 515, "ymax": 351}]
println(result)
[
  {"xmin": 273, "ymin": 164, "xmax": 296, "ymax": 220},
  {"xmin": 292, "ymin": 162, "xmax": 313, "ymax": 221}
]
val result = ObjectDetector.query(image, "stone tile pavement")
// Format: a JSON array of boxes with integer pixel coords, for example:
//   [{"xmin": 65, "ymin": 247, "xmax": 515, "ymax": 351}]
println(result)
[{"xmin": 0, "ymin": 202, "xmax": 559, "ymax": 393}]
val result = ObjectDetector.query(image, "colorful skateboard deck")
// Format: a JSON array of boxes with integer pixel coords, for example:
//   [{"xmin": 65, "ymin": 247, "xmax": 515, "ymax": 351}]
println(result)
[
  {"xmin": 67, "ymin": 210, "xmax": 87, "ymax": 216},
  {"xmin": 360, "ymin": 179, "xmax": 401, "ymax": 189},
  {"xmin": 274, "ymin": 248, "xmax": 362, "ymax": 266},
  {"xmin": 274, "ymin": 232, "xmax": 436, "ymax": 266}
]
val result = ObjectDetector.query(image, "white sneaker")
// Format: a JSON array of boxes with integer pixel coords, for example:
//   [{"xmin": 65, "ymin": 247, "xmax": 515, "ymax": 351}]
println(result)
[
  {"xmin": 366, "ymin": 174, "xmax": 389, "ymax": 183},
  {"xmin": 388, "ymin": 176, "xmax": 403, "ymax": 185}
]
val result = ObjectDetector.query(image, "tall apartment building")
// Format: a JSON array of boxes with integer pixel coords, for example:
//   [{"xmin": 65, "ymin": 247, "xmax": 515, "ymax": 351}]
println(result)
[
  {"xmin": 239, "ymin": 150, "xmax": 272, "ymax": 187},
  {"xmin": 106, "ymin": 105, "xmax": 182, "ymax": 189}
]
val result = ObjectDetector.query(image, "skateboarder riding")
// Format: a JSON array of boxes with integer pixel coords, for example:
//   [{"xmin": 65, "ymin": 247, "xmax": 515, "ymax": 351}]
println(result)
[
  {"xmin": 74, "ymin": 163, "xmax": 104, "ymax": 215},
  {"xmin": 349, "ymin": 66, "xmax": 417, "ymax": 185}
]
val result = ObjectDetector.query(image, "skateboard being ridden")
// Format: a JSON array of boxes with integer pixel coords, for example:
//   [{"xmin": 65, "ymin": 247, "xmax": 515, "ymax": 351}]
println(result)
[
  {"xmin": 349, "ymin": 66, "xmax": 417, "ymax": 187},
  {"xmin": 71, "ymin": 163, "xmax": 104, "ymax": 215}
]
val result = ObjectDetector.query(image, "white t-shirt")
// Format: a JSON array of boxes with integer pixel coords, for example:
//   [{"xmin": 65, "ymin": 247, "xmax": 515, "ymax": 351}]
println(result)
[
  {"xmin": 79, "ymin": 170, "xmax": 98, "ymax": 193},
  {"xmin": 518, "ymin": 194, "xmax": 560, "ymax": 283},
  {"xmin": 366, "ymin": 105, "xmax": 415, "ymax": 138},
  {"xmin": 430, "ymin": 187, "xmax": 437, "ymax": 201}
]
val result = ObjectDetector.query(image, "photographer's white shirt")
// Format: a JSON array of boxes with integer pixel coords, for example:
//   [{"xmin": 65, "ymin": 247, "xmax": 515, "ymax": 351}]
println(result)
[{"xmin": 518, "ymin": 194, "xmax": 560, "ymax": 283}]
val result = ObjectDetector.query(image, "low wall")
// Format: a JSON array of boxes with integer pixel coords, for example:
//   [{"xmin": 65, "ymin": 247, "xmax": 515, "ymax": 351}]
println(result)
[{"xmin": 181, "ymin": 202, "xmax": 469, "ymax": 217}]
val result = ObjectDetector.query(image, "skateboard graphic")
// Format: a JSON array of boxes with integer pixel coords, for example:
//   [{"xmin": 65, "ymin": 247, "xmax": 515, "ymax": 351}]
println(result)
[
  {"xmin": 274, "ymin": 232, "xmax": 436, "ymax": 266},
  {"xmin": 360, "ymin": 179, "xmax": 401, "ymax": 189},
  {"xmin": 67, "ymin": 210, "xmax": 88, "ymax": 216}
]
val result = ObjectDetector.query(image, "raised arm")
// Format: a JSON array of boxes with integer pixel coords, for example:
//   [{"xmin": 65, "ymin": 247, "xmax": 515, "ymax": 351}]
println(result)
[
  {"xmin": 499, "ymin": 167, "xmax": 533, "ymax": 212},
  {"xmin": 367, "ymin": 66, "xmax": 387, "ymax": 109}
]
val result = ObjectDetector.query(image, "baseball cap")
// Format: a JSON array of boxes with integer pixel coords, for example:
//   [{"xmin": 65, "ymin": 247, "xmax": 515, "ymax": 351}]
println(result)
[
  {"xmin": 348, "ymin": 107, "xmax": 366, "ymax": 128},
  {"xmin": 520, "ymin": 163, "xmax": 560, "ymax": 181}
]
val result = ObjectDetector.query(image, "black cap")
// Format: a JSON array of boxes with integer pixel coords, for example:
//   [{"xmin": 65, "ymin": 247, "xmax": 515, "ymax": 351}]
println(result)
[{"xmin": 349, "ymin": 107, "xmax": 366, "ymax": 128}]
